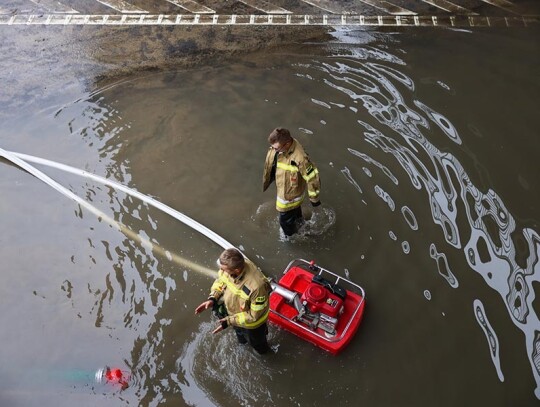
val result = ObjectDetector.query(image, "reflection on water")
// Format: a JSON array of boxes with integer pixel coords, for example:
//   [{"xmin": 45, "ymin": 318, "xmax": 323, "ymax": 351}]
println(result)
[
  {"xmin": 401, "ymin": 205, "xmax": 418, "ymax": 231},
  {"xmin": 474, "ymin": 299, "xmax": 504, "ymax": 383},
  {"xmin": 430, "ymin": 243, "xmax": 459, "ymax": 288},
  {"xmin": 347, "ymin": 147, "xmax": 399, "ymax": 184},
  {"xmin": 374, "ymin": 184, "xmax": 396, "ymax": 212},
  {"xmin": 401, "ymin": 240, "xmax": 410, "ymax": 254},
  {"xmin": 304, "ymin": 41, "xmax": 540, "ymax": 397},
  {"xmin": 341, "ymin": 166, "xmax": 363, "ymax": 193},
  {"xmin": 1, "ymin": 28, "xmax": 539, "ymax": 406}
]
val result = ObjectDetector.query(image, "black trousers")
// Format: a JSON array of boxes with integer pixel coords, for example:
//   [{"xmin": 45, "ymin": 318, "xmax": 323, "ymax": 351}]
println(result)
[
  {"xmin": 279, "ymin": 207, "xmax": 303, "ymax": 236},
  {"xmin": 234, "ymin": 323, "xmax": 270, "ymax": 354}
]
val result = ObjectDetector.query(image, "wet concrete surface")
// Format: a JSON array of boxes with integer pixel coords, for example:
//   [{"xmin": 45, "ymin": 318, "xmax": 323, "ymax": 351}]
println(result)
[{"xmin": 0, "ymin": 24, "xmax": 330, "ymax": 121}]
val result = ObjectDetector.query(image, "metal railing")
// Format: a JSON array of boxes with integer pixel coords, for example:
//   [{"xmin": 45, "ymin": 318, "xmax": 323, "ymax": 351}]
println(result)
[{"xmin": 0, "ymin": 13, "xmax": 538, "ymax": 27}]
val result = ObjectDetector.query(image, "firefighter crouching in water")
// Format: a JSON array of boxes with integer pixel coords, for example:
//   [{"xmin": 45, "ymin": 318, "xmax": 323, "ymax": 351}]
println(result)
[
  {"xmin": 263, "ymin": 128, "xmax": 322, "ymax": 236},
  {"xmin": 195, "ymin": 248, "xmax": 272, "ymax": 354}
]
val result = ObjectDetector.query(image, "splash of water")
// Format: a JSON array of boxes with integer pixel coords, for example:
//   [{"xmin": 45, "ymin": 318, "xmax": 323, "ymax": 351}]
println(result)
[
  {"xmin": 253, "ymin": 202, "xmax": 336, "ymax": 242},
  {"xmin": 177, "ymin": 322, "xmax": 277, "ymax": 406}
]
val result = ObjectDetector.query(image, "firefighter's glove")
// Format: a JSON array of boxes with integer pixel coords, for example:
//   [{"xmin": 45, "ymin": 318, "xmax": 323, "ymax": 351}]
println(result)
[
  {"xmin": 212, "ymin": 318, "xmax": 228, "ymax": 334},
  {"xmin": 212, "ymin": 301, "xmax": 228, "ymax": 319}
]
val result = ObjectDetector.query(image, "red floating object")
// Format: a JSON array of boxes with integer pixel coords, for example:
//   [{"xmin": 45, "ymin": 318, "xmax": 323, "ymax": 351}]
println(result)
[
  {"xmin": 96, "ymin": 366, "xmax": 130, "ymax": 390},
  {"xmin": 269, "ymin": 259, "xmax": 366, "ymax": 355},
  {"xmin": 106, "ymin": 368, "xmax": 123, "ymax": 381}
]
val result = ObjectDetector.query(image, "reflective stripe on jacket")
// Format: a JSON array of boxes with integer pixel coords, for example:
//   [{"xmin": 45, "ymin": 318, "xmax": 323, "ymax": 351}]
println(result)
[
  {"xmin": 262, "ymin": 139, "xmax": 321, "ymax": 212},
  {"xmin": 209, "ymin": 259, "xmax": 271, "ymax": 329}
]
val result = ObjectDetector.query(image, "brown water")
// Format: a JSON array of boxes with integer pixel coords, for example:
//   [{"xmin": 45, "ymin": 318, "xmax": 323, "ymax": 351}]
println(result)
[{"xmin": 1, "ymin": 27, "xmax": 539, "ymax": 406}]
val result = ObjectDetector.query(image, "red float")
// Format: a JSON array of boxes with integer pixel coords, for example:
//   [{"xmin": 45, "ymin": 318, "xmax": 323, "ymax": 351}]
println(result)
[{"xmin": 269, "ymin": 259, "xmax": 366, "ymax": 355}]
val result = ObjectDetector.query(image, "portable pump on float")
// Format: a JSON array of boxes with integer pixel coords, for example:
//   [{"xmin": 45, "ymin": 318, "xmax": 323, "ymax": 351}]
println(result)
[{"xmin": 268, "ymin": 259, "xmax": 366, "ymax": 355}]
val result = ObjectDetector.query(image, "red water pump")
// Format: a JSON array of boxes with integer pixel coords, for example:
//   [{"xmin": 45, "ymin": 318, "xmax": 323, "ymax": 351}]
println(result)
[
  {"xmin": 269, "ymin": 259, "xmax": 365, "ymax": 354},
  {"xmin": 296, "ymin": 273, "xmax": 346, "ymax": 335}
]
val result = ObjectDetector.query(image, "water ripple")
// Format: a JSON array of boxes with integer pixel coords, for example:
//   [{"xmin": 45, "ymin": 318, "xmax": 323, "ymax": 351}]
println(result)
[
  {"xmin": 474, "ymin": 299, "xmax": 505, "ymax": 382},
  {"xmin": 348, "ymin": 145, "xmax": 398, "ymax": 185},
  {"xmin": 402, "ymin": 241, "xmax": 411, "ymax": 254},
  {"xmin": 177, "ymin": 322, "xmax": 276, "ymax": 406},
  {"xmin": 341, "ymin": 166, "xmax": 363, "ymax": 194},
  {"xmin": 308, "ymin": 53, "xmax": 540, "ymax": 397},
  {"xmin": 374, "ymin": 185, "xmax": 395, "ymax": 212},
  {"xmin": 430, "ymin": 243, "xmax": 459, "ymax": 289},
  {"xmin": 414, "ymin": 100, "xmax": 462, "ymax": 145},
  {"xmin": 401, "ymin": 206, "xmax": 418, "ymax": 231}
]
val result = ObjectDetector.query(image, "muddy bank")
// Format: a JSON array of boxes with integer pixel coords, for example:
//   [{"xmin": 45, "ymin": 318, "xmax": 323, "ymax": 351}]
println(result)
[{"xmin": 0, "ymin": 25, "xmax": 331, "ymax": 119}]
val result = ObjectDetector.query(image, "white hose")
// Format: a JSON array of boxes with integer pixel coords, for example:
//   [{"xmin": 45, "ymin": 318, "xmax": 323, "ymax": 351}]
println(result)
[
  {"xmin": 0, "ymin": 148, "xmax": 222, "ymax": 278},
  {"xmin": 0, "ymin": 147, "xmax": 118, "ymax": 226},
  {"xmin": 10, "ymin": 151, "xmax": 235, "ymax": 249}
]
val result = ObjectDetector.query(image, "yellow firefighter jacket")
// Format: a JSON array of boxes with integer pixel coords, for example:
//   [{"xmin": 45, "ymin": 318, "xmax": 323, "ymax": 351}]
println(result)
[
  {"xmin": 209, "ymin": 259, "xmax": 271, "ymax": 329},
  {"xmin": 262, "ymin": 138, "xmax": 321, "ymax": 212}
]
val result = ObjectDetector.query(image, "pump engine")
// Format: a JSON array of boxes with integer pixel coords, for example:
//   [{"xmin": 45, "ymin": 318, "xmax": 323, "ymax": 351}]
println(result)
[
  {"xmin": 298, "ymin": 276, "xmax": 347, "ymax": 335},
  {"xmin": 271, "ymin": 267, "xmax": 348, "ymax": 336}
]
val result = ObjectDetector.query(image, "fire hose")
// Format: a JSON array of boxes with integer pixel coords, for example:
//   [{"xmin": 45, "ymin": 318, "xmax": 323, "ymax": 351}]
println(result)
[
  {"xmin": 0, "ymin": 147, "xmax": 232, "ymax": 278},
  {"xmin": 0, "ymin": 148, "xmax": 292, "ymax": 306}
]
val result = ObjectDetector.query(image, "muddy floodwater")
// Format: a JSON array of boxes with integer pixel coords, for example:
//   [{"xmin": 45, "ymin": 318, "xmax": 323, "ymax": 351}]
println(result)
[{"xmin": 1, "ymin": 27, "xmax": 539, "ymax": 406}]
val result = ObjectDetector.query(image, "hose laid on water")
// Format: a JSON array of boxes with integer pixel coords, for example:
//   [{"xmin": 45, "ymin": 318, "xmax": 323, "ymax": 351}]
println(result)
[
  {"xmin": 0, "ymin": 148, "xmax": 229, "ymax": 278},
  {"xmin": 9, "ymin": 151, "xmax": 235, "ymax": 250}
]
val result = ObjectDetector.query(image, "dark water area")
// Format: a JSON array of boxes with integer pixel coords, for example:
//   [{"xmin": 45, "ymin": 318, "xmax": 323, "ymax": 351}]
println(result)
[{"xmin": 1, "ymin": 27, "xmax": 539, "ymax": 406}]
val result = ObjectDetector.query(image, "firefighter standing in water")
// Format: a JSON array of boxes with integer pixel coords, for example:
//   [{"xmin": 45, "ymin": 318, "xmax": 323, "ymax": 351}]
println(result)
[
  {"xmin": 195, "ymin": 248, "xmax": 271, "ymax": 354},
  {"xmin": 263, "ymin": 128, "xmax": 321, "ymax": 236}
]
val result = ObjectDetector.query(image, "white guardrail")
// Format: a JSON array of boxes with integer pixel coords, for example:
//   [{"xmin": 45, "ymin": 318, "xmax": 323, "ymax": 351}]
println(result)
[{"xmin": 0, "ymin": 14, "xmax": 538, "ymax": 27}]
